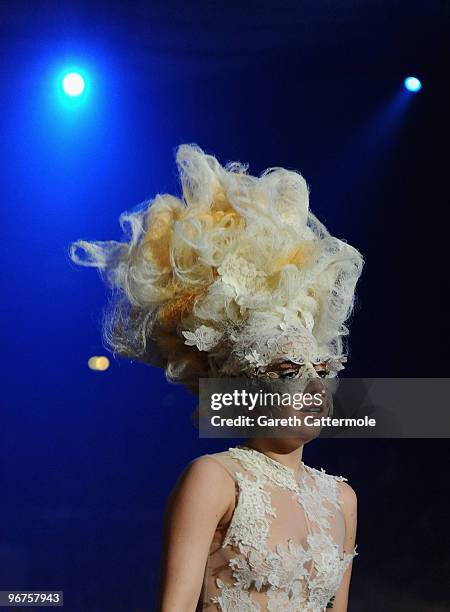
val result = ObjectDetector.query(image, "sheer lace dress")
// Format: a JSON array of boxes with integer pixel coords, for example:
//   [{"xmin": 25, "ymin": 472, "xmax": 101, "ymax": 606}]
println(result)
[{"xmin": 197, "ymin": 445, "xmax": 357, "ymax": 612}]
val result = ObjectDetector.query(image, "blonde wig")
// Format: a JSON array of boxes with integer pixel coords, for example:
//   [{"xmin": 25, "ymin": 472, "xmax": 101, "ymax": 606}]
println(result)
[{"xmin": 69, "ymin": 144, "xmax": 364, "ymax": 390}]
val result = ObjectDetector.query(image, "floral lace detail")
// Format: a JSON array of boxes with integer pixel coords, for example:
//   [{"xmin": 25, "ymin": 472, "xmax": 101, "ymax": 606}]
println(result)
[
  {"xmin": 211, "ymin": 579, "xmax": 260, "ymax": 612},
  {"xmin": 305, "ymin": 466, "xmax": 349, "ymax": 511},
  {"xmin": 208, "ymin": 446, "xmax": 358, "ymax": 611},
  {"xmin": 222, "ymin": 472, "xmax": 276, "ymax": 551},
  {"xmin": 307, "ymin": 533, "xmax": 358, "ymax": 610},
  {"xmin": 224, "ymin": 315, "xmax": 322, "ymax": 373},
  {"xmin": 228, "ymin": 446, "xmax": 301, "ymax": 493},
  {"xmin": 267, "ymin": 579, "xmax": 308, "ymax": 611},
  {"xmin": 296, "ymin": 470, "xmax": 339, "ymax": 533},
  {"xmin": 224, "ymin": 538, "xmax": 313, "ymax": 594},
  {"xmin": 181, "ymin": 324, "xmax": 223, "ymax": 351},
  {"xmin": 228, "ymin": 447, "xmax": 343, "ymax": 534}
]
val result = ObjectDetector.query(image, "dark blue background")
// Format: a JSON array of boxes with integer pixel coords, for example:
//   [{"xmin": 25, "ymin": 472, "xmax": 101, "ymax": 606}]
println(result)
[{"xmin": 1, "ymin": 2, "xmax": 449, "ymax": 611}]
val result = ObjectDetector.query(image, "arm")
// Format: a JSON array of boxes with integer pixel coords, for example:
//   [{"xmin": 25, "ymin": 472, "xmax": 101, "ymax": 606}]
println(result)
[
  {"xmin": 328, "ymin": 481, "xmax": 358, "ymax": 612},
  {"xmin": 157, "ymin": 456, "xmax": 235, "ymax": 612}
]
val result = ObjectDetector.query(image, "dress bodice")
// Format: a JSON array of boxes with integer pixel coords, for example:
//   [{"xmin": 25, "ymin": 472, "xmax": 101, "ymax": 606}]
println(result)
[{"xmin": 198, "ymin": 445, "xmax": 357, "ymax": 612}]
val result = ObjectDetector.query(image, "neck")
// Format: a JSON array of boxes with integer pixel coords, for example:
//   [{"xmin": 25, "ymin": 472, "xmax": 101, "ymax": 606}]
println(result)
[{"xmin": 243, "ymin": 437, "xmax": 304, "ymax": 470}]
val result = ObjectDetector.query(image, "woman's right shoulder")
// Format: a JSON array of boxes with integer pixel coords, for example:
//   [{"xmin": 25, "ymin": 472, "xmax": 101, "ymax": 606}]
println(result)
[
  {"xmin": 185, "ymin": 451, "xmax": 235, "ymax": 484},
  {"xmin": 167, "ymin": 453, "xmax": 236, "ymax": 518},
  {"xmin": 175, "ymin": 451, "xmax": 237, "ymax": 496}
]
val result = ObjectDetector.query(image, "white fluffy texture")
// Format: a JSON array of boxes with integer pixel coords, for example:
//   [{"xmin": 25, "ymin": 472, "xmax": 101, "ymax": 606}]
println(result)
[{"xmin": 69, "ymin": 143, "xmax": 364, "ymax": 386}]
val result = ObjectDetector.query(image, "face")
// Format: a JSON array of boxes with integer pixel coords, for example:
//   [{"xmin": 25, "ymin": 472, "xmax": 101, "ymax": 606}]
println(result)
[{"xmin": 252, "ymin": 359, "xmax": 335, "ymax": 443}]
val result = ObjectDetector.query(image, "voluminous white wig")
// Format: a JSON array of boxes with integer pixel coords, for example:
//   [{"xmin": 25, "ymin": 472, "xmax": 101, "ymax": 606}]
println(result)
[{"xmin": 69, "ymin": 143, "xmax": 364, "ymax": 390}]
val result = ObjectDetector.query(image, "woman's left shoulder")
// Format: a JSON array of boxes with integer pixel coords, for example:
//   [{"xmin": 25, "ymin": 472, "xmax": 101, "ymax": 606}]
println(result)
[
  {"xmin": 336, "ymin": 479, "xmax": 358, "ymax": 516},
  {"xmin": 306, "ymin": 463, "xmax": 351, "ymax": 486},
  {"xmin": 307, "ymin": 464, "xmax": 357, "ymax": 509}
]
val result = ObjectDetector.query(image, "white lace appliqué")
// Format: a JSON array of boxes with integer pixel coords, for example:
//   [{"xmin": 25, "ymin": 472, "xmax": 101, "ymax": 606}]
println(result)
[
  {"xmin": 209, "ymin": 446, "xmax": 358, "ymax": 612},
  {"xmin": 222, "ymin": 471, "xmax": 276, "ymax": 552},
  {"xmin": 181, "ymin": 324, "xmax": 223, "ymax": 351}
]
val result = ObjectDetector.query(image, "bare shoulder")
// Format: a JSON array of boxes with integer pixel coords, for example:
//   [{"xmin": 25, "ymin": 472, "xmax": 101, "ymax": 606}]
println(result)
[
  {"xmin": 183, "ymin": 454, "xmax": 235, "ymax": 487},
  {"xmin": 337, "ymin": 480, "xmax": 357, "ymax": 504},
  {"xmin": 336, "ymin": 480, "xmax": 358, "ymax": 523},
  {"xmin": 168, "ymin": 454, "xmax": 235, "ymax": 511}
]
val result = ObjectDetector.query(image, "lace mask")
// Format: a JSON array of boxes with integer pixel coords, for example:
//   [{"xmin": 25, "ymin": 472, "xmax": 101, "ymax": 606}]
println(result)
[{"xmin": 193, "ymin": 315, "xmax": 348, "ymax": 381}]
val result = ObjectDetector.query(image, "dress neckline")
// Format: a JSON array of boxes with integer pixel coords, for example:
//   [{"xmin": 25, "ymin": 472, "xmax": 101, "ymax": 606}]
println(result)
[{"xmin": 229, "ymin": 444, "xmax": 306, "ymax": 490}]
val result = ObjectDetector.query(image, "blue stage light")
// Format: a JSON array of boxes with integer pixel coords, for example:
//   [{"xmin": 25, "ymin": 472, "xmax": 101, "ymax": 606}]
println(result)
[
  {"xmin": 404, "ymin": 77, "xmax": 422, "ymax": 93},
  {"xmin": 62, "ymin": 72, "xmax": 85, "ymax": 96}
]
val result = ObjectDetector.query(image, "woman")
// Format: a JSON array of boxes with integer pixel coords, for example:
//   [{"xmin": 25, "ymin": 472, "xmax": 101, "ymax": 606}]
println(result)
[{"xmin": 69, "ymin": 143, "xmax": 364, "ymax": 611}]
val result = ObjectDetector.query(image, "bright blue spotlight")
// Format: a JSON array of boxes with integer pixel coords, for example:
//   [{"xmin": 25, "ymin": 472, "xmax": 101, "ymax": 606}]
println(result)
[
  {"xmin": 62, "ymin": 72, "xmax": 86, "ymax": 96},
  {"xmin": 404, "ymin": 76, "xmax": 422, "ymax": 93}
]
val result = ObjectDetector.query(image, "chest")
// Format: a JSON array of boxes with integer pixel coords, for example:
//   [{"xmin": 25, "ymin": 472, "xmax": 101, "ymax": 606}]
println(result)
[
  {"xmin": 222, "ymin": 471, "xmax": 346, "ymax": 568},
  {"xmin": 203, "ymin": 449, "xmax": 357, "ymax": 611}
]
